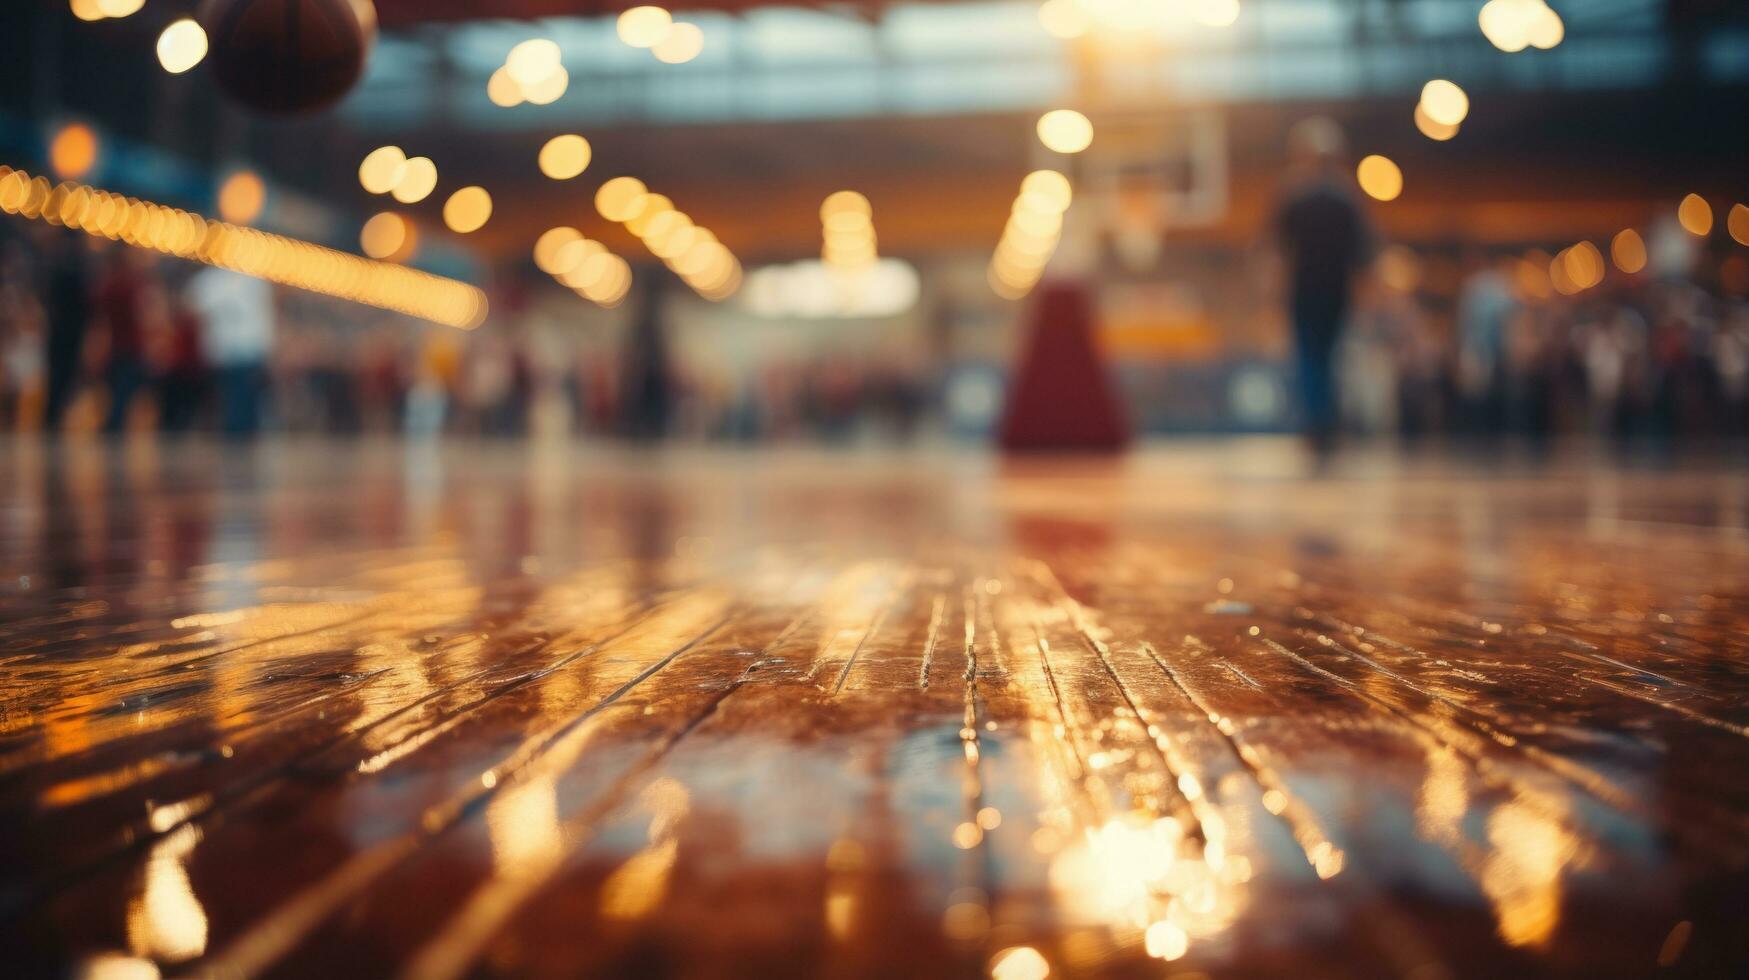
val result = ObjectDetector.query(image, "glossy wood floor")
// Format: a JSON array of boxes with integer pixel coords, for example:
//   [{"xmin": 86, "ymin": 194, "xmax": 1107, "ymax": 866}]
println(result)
[{"xmin": 2, "ymin": 439, "xmax": 1747, "ymax": 979}]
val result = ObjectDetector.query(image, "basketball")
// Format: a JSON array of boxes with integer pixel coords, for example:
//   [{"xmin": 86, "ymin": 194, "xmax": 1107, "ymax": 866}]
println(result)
[{"xmin": 199, "ymin": 0, "xmax": 372, "ymax": 115}]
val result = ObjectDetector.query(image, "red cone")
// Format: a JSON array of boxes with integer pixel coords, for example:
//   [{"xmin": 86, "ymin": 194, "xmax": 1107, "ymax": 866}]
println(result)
[{"xmin": 998, "ymin": 281, "xmax": 1130, "ymax": 451}]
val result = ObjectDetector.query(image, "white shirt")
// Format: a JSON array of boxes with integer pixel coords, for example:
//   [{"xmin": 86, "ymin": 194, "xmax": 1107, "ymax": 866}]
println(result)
[{"xmin": 188, "ymin": 267, "xmax": 275, "ymax": 366}]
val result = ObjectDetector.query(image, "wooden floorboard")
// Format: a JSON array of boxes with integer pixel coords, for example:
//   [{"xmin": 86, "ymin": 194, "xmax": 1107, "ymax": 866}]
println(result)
[{"xmin": 1, "ymin": 439, "xmax": 1746, "ymax": 978}]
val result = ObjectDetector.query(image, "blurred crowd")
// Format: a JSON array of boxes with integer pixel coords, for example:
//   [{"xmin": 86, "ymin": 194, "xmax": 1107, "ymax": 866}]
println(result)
[
  {"xmin": 2, "ymin": 222, "xmax": 1747, "ymax": 447},
  {"xmin": 1340, "ymin": 238, "xmax": 1749, "ymax": 446},
  {"xmin": 0, "ymin": 226, "xmax": 932, "ymax": 443}
]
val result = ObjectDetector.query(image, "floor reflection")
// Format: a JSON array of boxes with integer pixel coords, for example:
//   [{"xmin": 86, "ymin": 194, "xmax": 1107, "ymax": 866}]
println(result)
[{"xmin": 1, "ymin": 439, "xmax": 1746, "ymax": 977}]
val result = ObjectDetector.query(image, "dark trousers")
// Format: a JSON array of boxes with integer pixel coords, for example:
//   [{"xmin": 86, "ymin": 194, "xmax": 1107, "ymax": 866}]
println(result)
[
  {"xmin": 1292, "ymin": 296, "xmax": 1346, "ymax": 442},
  {"xmin": 159, "ymin": 374, "xmax": 207, "ymax": 434},
  {"xmin": 103, "ymin": 357, "xmax": 147, "ymax": 435},
  {"xmin": 217, "ymin": 363, "xmax": 267, "ymax": 438},
  {"xmin": 43, "ymin": 336, "xmax": 83, "ymax": 433}
]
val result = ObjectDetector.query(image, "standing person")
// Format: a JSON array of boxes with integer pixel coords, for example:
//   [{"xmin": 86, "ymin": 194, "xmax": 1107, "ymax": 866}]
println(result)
[
  {"xmin": 618, "ymin": 277, "xmax": 673, "ymax": 442},
  {"xmin": 38, "ymin": 229, "xmax": 92, "ymax": 435},
  {"xmin": 158, "ymin": 283, "xmax": 209, "ymax": 434},
  {"xmin": 92, "ymin": 247, "xmax": 155, "ymax": 435},
  {"xmin": 1273, "ymin": 117, "xmax": 1374, "ymax": 457},
  {"xmin": 187, "ymin": 265, "xmax": 275, "ymax": 438}
]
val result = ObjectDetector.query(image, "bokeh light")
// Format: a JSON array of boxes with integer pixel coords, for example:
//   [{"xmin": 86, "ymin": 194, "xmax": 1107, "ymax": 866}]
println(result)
[
  {"xmin": 1729, "ymin": 204, "xmax": 1749, "ymax": 247},
  {"xmin": 1037, "ymin": 0, "xmax": 1088, "ymax": 39},
  {"xmin": 1020, "ymin": 169, "xmax": 1073, "ymax": 212},
  {"xmin": 1191, "ymin": 0, "xmax": 1241, "ymax": 28},
  {"xmin": 1356, "ymin": 154, "xmax": 1403, "ymax": 202},
  {"xmin": 1419, "ymin": 79, "xmax": 1469, "ymax": 127},
  {"xmin": 1677, "ymin": 193, "xmax": 1713, "ymax": 236},
  {"xmin": 522, "ymin": 67, "xmax": 569, "ymax": 105},
  {"xmin": 217, "ymin": 171, "xmax": 266, "ymax": 225},
  {"xmin": 1610, "ymin": 229, "xmax": 1647, "ymax": 274},
  {"xmin": 0, "ymin": 165, "xmax": 483, "ymax": 327},
  {"xmin": 360, "ymin": 211, "xmax": 413, "ymax": 261},
  {"xmin": 96, "ymin": 0, "xmax": 145, "ymax": 18},
  {"xmin": 538, "ymin": 135, "xmax": 592, "ymax": 180},
  {"xmin": 442, "ymin": 186, "xmax": 493, "ymax": 234},
  {"xmin": 534, "ymin": 227, "xmax": 583, "ymax": 273},
  {"xmin": 990, "ymin": 170, "xmax": 1072, "ymax": 299},
  {"xmin": 618, "ymin": 6, "xmax": 674, "ymax": 48},
  {"xmin": 653, "ymin": 23, "xmax": 704, "ymax": 64},
  {"xmin": 487, "ymin": 68, "xmax": 523, "ymax": 108},
  {"xmin": 391, "ymin": 157, "xmax": 438, "ymax": 204},
  {"xmin": 1414, "ymin": 104, "xmax": 1459, "ymax": 141},
  {"xmin": 156, "ymin": 19, "xmax": 208, "ymax": 75},
  {"xmin": 1479, "ymin": 0, "xmax": 1562, "ymax": 52},
  {"xmin": 505, "ymin": 39, "xmax": 562, "ymax": 88},
  {"xmin": 1037, "ymin": 109, "xmax": 1093, "ymax": 154},
  {"xmin": 821, "ymin": 191, "xmax": 872, "ymax": 229},
  {"xmin": 822, "ymin": 192, "xmax": 877, "ymax": 269},
  {"xmin": 48, "ymin": 123, "xmax": 100, "ymax": 180},
  {"xmin": 1562, "ymin": 240, "xmax": 1605, "ymax": 290},
  {"xmin": 989, "ymin": 946, "xmax": 1050, "ymax": 980},
  {"xmin": 596, "ymin": 177, "xmax": 650, "ymax": 222},
  {"xmin": 358, "ymin": 146, "xmax": 408, "ymax": 195}
]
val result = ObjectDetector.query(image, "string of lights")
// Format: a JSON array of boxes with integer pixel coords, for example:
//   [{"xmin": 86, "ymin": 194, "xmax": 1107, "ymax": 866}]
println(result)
[
  {"xmin": 988, "ymin": 169, "xmax": 1072, "ymax": 300},
  {"xmin": 596, "ymin": 177, "xmax": 741, "ymax": 301},
  {"xmin": 0, "ymin": 164, "xmax": 488, "ymax": 329},
  {"xmin": 533, "ymin": 226, "xmax": 633, "ymax": 307}
]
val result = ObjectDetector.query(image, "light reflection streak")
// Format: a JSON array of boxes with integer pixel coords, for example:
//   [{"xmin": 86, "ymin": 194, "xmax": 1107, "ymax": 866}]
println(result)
[
  {"xmin": 1481, "ymin": 791, "xmax": 1583, "ymax": 948},
  {"xmin": 599, "ymin": 777, "xmax": 691, "ymax": 922},
  {"xmin": 985, "ymin": 577, "xmax": 1251, "ymax": 969},
  {"xmin": 125, "ymin": 825, "xmax": 209, "ymax": 964}
]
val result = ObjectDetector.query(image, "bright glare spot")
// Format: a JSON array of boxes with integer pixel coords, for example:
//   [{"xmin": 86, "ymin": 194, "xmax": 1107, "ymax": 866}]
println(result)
[
  {"xmin": 1191, "ymin": 0, "xmax": 1241, "ymax": 28},
  {"xmin": 505, "ymin": 39, "xmax": 562, "ymax": 88},
  {"xmin": 1037, "ymin": 0, "xmax": 1088, "ymax": 38},
  {"xmin": 989, "ymin": 945, "xmax": 1050, "ymax": 980},
  {"xmin": 390, "ymin": 156, "xmax": 438, "ymax": 204},
  {"xmin": 49, "ymin": 124, "xmax": 100, "ymax": 180},
  {"xmin": 539, "ymin": 135, "xmax": 592, "ymax": 180},
  {"xmin": 653, "ymin": 22, "xmax": 704, "ymax": 64},
  {"xmin": 1677, "ymin": 193, "xmax": 1713, "ymax": 237},
  {"xmin": 1418, "ymin": 79, "xmax": 1469, "ymax": 127},
  {"xmin": 1036, "ymin": 109, "xmax": 1093, "ymax": 154},
  {"xmin": 358, "ymin": 145, "xmax": 407, "ymax": 195},
  {"xmin": 156, "ymin": 19, "xmax": 208, "ymax": 75},
  {"xmin": 617, "ymin": 6, "xmax": 674, "ymax": 48},
  {"xmin": 1144, "ymin": 920, "xmax": 1190, "ymax": 960},
  {"xmin": 1610, "ymin": 229, "xmax": 1647, "ymax": 275},
  {"xmin": 1356, "ymin": 154, "xmax": 1403, "ymax": 202},
  {"xmin": 71, "ymin": 0, "xmax": 107, "ymax": 23},
  {"xmin": 217, "ymin": 171, "xmax": 266, "ymax": 225},
  {"xmin": 360, "ymin": 212, "xmax": 410, "ymax": 260},
  {"xmin": 596, "ymin": 176, "xmax": 650, "ymax": 222},
  {"xmin": 1414, "ymin": 103, "xmax": 1460, "ymax": 141},
  {"xmin": 443, "ymin": 186, "xmax": 493, "ymax": 234}
]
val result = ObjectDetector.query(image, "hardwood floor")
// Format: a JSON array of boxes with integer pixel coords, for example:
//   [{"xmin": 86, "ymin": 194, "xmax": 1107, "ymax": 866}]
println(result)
[{"xmin": 1, "ymin": 439, "xmax": 1745, "ymax": 978}]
